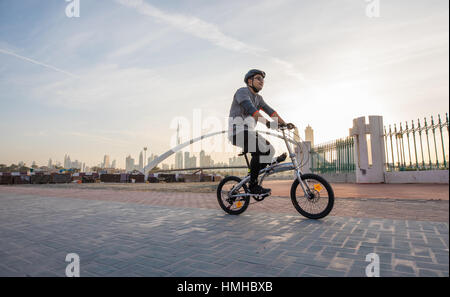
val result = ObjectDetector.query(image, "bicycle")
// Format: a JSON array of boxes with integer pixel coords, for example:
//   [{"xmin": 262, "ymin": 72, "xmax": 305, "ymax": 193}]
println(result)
[{"xmin": 217, "ymin": 123, "xmax": 334, "ymax": 219}]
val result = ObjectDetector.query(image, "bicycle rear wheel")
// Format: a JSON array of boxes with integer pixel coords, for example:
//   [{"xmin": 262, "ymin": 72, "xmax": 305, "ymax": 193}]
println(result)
[
  {"xmin": 217, "ymin": 176, "xmax": 250, "ymax": 215},
  {"xmin": 290, "ymin": 174, "xmax": 334, "ymax": 219}
]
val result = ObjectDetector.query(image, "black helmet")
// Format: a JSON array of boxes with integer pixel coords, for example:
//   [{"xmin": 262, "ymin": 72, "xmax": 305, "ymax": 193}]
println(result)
[{"xmin": 244, "ymin": 69, "xmax": 265, "ymax": 84}]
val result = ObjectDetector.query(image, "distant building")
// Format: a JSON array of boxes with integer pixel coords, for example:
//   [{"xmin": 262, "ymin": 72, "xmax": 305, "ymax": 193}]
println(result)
[
  {"xmin": 125, "ymin": 155, "xmax": 135, "ymax": 172},
  {"xmin": 139, "ymin": 151, "xmax": 143, "ymax": 171},
  {"xmin": 111, "ymin": 160, "xmax": 116, "ymax": 169},
  {"xmin": 103, "ymin": 155, "xmax": 110, "ymax": 169},
  {"xmin": 175, "ymin": 123, "xmax": 183, "ymax": 169},
  {"xmin": 72, "ymin": 160, "xmax": 82, "ymax": 170},
  {"xmin": 215, "ymin": 161, "xmax": 228, "ymax": 167},
  {"xmin": 229, "ymin": 156, "xmax": 246, "ymax": 167},
  {"xmin": 305, "ymin": 125, "xmax": 314, "ymax": 147},
  {"xmin": 200, "ymin": 150, "xmax": 213, "ymax": 167},
  {"xmin": 191, "ymin": 155, "xmax": 197, "ymax": 168},
  {"xmin": 148, "ymin": 154, "xmax": 158, "ymax": 166},
  {"xmin": 64, "ymin": 154, "xmax": 71, "ymax": 169},
  {"xmin": 184, "ymin": 152, "xmax": 197, "ymax": 168}
]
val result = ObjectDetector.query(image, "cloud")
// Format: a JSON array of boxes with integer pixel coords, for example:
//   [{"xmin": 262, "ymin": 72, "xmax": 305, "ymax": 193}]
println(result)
[
  {"xmin": 115, "ymin": 0, "xmax": 305, "ymax": 82},
  {"xmin": 115, "ymin": 0, "xmax": 266, "ymax": 54},
  {"xmin": 0, "ymin": 48, "xmax": 79, "ymax": 78},
  {"xmin": 106, "ymin": 27, "xmax": 172, "ymax": 59},
  {"xmin": 33, "ymin": 64, "xmax": 165, "ymax": 110}
]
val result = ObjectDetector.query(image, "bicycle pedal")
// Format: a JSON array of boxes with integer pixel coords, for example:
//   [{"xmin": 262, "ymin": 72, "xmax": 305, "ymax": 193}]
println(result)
[{"xmin": 257, "ymin": 192, "xmax": 271, "ymax": 198}]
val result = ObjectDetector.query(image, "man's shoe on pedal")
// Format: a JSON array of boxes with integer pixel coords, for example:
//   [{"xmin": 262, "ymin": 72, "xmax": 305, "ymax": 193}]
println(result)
[
  {"xmin": 276, "ymin": 153, "xmax": 287, "ymax": 163},
  {"xmin": 249, "ymin": 183, "xmax": 271, "ymax": 195},
  {"xmin": 269, "ymin": 152, "xmax": 287, "ymax": 166}
]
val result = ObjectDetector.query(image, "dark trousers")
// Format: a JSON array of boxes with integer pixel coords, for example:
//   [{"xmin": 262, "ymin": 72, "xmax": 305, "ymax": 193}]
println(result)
[{"xmin": 232, "ymin": 129, "xmax": 275, "ymax": 185}]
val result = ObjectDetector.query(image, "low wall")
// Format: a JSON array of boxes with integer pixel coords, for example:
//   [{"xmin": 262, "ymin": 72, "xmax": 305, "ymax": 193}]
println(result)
[
  {"xmin": 384, "ymin": 170, "xmax": 449, "ymax": 184},
  {"xmin": 265, "ymin": 172, "xmax": 356, "ymax": 183},
  {"xmin": 316, "ymin": 172, "xmax": 356, "ymax": 183}
]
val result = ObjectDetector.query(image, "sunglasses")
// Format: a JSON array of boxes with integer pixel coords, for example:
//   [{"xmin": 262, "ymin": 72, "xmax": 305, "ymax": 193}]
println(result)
[{"xmin": 253, "ymin": 76, "xmax": 264, "ymax": 82}]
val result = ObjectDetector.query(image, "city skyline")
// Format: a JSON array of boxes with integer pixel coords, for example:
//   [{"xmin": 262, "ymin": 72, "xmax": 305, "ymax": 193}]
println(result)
[
  {"xmin": 1, "ymin": 1, "xmax": 448, "ymax": 168},
  {"xmin": 1, "ymin": 148, "xmax": 251, "ymax": 171}
]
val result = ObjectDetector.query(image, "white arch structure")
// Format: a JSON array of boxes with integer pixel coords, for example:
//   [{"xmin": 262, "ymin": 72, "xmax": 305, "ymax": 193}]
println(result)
[{"xmin": 143, "ymin": 130, "xmax": 305, "ymax": 178}]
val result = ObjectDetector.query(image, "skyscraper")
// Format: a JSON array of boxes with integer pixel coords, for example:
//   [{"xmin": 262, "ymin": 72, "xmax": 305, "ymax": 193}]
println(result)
[
  {"xmin": 64, "ymin": 154, "xmax": 72, "ymax": 169},
  {"xmin": 125, "ymin": 155, "xmax": 135, "ymax": 172},
  {"xmin": 184, "ymin": 151, "xmax": 190, "ymax": 169},
  {"xmin": 191, "ymin": 155, "xmax": 197, "ymax": 168},
  {"xmin": 200, "ymin": 150, "xmax": 213, "ymax": 167},
  {"xmin": 72, "ymin": 160, "xmax": 81, "ymax": 170},
  {"xmin": 200, "ymin": 150, "xmax": 207, "ymax": 167},
  {"xmin": 139, "ymin": 151, "xmax": 144, "ymax": 171},
  {"xmin": 175, "ymin": 123, "xmax": 183, "ymax": 169},
  {"xmin": 305, "ymin": 125, "xmax": 314, "ymax": 147},
  {"xmin": 103, "ymin": 155, "xmax": 110, "ymax": 169},
  {"xmin": 111, "ymin": 160, "xmax": 116, "ymax": 169},
  {"xmin": 148, "ymin": 154, "xmax": 159, "ymax": 167}
]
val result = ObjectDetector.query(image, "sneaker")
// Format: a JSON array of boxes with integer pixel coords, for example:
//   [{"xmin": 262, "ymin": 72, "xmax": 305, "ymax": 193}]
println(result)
[
  {"xmin": 276, "ymin": 153, "xmax": 287, "ymax": 163},
  {"xmin": 249, "ymin": 183, "xmax": 271, "ymax": 195}
]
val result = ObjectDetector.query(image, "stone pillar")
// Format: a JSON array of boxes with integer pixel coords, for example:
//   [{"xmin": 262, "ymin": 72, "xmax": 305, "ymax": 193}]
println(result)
[
  {"xmin": 349, "ymin": 115, "xmax": 386, "ymax": 183},
  {"xmin": 295, "ymin": 141, "xmax": 312, "ymax": 173}
]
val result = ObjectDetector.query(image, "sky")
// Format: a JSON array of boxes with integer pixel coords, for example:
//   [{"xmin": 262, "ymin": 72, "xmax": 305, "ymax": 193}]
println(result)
[{"xmin": 0, "ymin": 0, "xmax": 448, "ymax": 169}]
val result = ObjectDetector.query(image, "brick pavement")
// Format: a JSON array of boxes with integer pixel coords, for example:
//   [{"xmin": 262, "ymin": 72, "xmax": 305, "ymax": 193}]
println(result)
[
  {"xmin": 264, "ymin": 181, "xmax": 449, "ymax": 201},
  {"xmin": 0, "ymin": 185, "xmax": 448, "ymax": 277},
  {"xmin": 8, "ymin": 181, "xmax": 449, "ymax": 201},
  {"xmin": 0, "ymin": 186, "xmax": 448, "ymax": 222}
]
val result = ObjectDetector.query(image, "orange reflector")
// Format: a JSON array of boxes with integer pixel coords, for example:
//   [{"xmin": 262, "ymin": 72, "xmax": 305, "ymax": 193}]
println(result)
[
  {"xmin": 313, "ymin": 184, "xmax": 323, "ymax": 192},
  {"xmin": 236, "ymin": 201, "xmax": 243, "ymax": 208}
]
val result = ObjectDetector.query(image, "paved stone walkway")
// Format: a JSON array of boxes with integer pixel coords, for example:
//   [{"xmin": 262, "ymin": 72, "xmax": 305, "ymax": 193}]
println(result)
[
  {"xmin": 0, "ymin": 192, "xmax": 448, "ymax": 277},
  {"xmin": 1, "ymin": 186, "xmax": 448, "ymax": 222},
  {"xmin": 264, "ymin": 181, "xmax": 449, "ymax": 201}
]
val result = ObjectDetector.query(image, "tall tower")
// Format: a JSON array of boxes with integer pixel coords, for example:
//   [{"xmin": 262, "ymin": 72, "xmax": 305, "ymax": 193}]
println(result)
[
  {"xmin": 143, "ymin": 147, "xmax": 147, "ymax": 171},
  {"xmin": 64, "ymin": 154, "xmax": 72, "ymax": 169},
  {"xmin": 200, "ymin": 150, "xmax": 206, "ymax": 167},
  {"xmin": 103, "ymin": 155, "xmax": 110, "ymax": 168},
  {"xmin": 305, "ymin": 125, "xmax": 314, "ymax": 147},
  {"xmin": 175, "ymin": 123, "xmax": 183, "ymax": 169},
  {"xmin": 184, "ymin": 151, "xmax": 190, "ymax": 169},
  {"xmin": 125, "ymin": 155, "xmax": 134, "ymax": 172},
  {"xmin": 139, "ymin": 151, "xmax": 144, "ymax": 171}
]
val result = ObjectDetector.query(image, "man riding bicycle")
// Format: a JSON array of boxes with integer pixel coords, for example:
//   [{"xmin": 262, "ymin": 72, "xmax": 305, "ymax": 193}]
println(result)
[{"xmin": 228, "ymin": 69, "xmax": 294, "ymax": 195}]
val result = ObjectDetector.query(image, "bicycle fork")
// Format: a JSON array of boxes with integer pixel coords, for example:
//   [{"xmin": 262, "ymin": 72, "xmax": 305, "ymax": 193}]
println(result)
[{"xmin": 282, "ymin": 130, "xmax": 314, "ymax": 198}]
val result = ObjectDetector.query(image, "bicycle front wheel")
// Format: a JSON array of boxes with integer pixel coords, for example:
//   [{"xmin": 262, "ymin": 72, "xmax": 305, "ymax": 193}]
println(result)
[{"xmin": 290, "ymin": 174, "xmax": 334, "ymax": 219}]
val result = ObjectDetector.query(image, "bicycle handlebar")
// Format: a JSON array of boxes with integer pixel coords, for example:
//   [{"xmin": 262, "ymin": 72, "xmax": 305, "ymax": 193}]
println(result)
[{"xmin": 277, "ymin": 123, "xmax": 296, "ymax": 130}]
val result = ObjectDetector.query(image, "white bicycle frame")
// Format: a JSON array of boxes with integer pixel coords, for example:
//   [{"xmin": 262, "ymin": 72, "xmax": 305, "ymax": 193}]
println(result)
[{"xmin": 228, "ymin": 127, "xmax": 313, "ymax": 198}]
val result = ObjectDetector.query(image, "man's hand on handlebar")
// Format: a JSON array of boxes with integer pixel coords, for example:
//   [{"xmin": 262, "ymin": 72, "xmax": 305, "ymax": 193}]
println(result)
[
  {"xmin": 266, "ymin": 121, "xmax": 296, "ymax": 130},
  {"xmin": 279, "ymin": 122, "xmax": 296, "ymax": 130}
]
